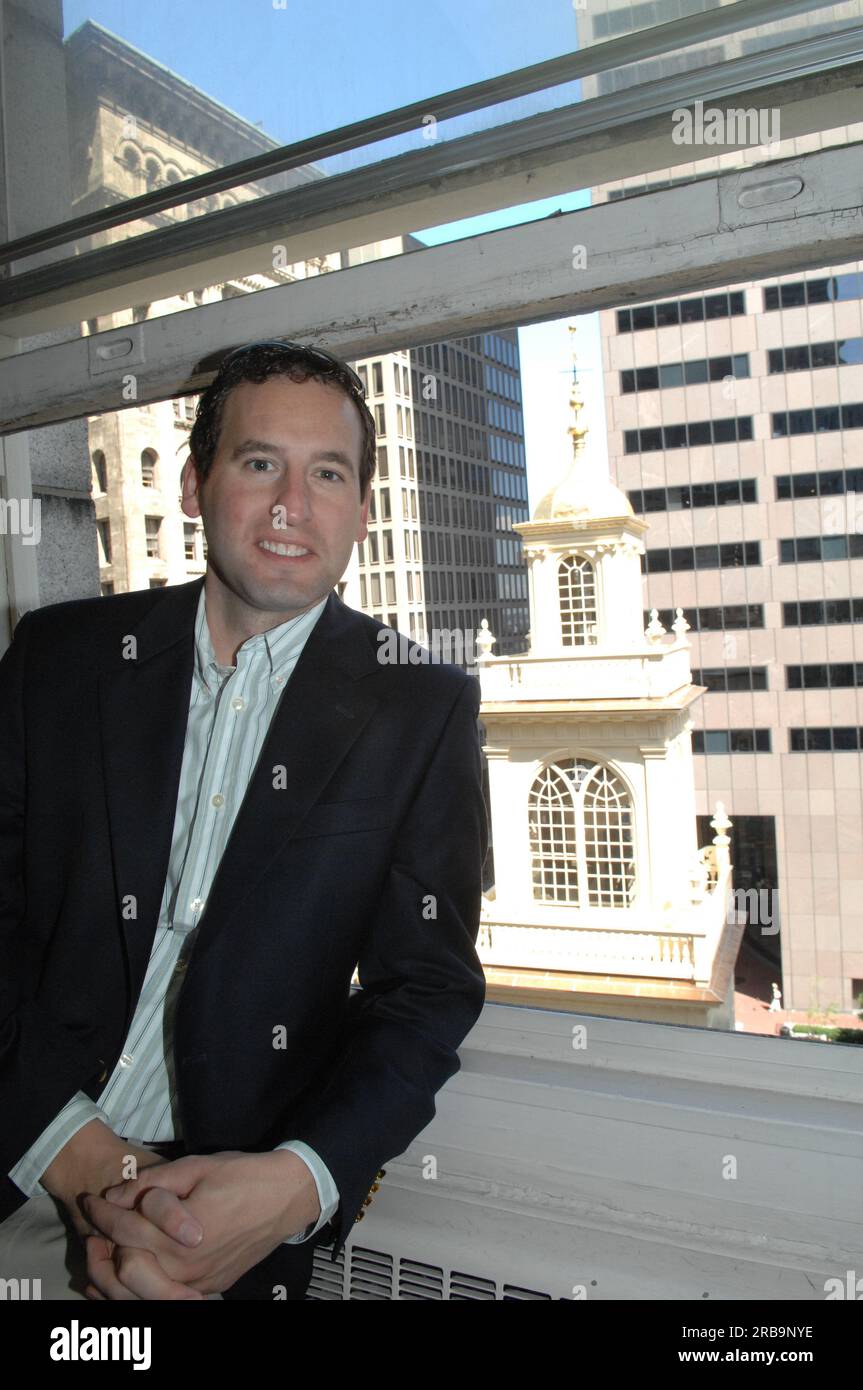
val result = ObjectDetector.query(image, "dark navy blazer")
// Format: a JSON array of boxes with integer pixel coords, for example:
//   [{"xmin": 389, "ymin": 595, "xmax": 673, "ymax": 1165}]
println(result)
[{"xmin": 0, "ymin": 575, "xmax": 488, "ymax": 1293}]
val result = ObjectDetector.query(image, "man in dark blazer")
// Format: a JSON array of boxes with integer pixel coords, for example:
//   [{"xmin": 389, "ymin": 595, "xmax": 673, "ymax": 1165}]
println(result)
[{"xmin": 0, "ymin": 340, "xmax": 488, "ymax": 1300}]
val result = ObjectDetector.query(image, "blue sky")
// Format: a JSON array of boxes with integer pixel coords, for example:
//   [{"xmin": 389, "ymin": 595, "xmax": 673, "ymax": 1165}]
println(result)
[{"xmin": 62, "ymin": 0, "xmax": 608, "ymax": 506}]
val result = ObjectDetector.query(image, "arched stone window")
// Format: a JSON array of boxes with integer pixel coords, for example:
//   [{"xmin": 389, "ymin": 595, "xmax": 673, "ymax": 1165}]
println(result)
[
  {"xmin": 141, "ymin": 448, "xmax": 158, "ymax": 488},
  {"xmin": 559, "ymin": 555, "xmax": 597, "ymax": 645},
  {"xmin": 528, "ymin": 757, "xmax": 636, "ymax": 907}
]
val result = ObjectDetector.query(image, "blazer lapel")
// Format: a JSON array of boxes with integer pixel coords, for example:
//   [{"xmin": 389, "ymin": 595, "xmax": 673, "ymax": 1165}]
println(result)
[
  {"xmin": 98, "ymin": 577, "xmax": 202, "ymax": 1014},
  {"xmin": 190, "ymin": 588, "xmax": 383, "ymax": 960},
  {"xmin": 98, "ymin": 577, "xmax": 382, "ymax": 1008}
]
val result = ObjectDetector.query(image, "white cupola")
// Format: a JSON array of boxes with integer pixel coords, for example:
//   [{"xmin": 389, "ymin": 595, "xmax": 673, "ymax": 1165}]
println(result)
[{"xmin": 475, "ymin": 328, "xmax": 741, "ymax": 1026}]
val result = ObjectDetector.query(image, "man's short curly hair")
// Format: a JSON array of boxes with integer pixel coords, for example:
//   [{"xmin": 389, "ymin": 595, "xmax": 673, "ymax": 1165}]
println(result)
[{"xmin": 188, "ymin": 340, "xmax": 377, "ymax": 499}]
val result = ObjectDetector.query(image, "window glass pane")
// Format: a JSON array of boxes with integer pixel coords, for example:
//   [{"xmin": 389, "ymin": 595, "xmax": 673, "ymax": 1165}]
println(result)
[
  {"xmin": 658, "ymin": 363, "xmax": 684, "ymax": 389},
  {"xmin": 11, "ymin": 10, "xmax": 863, "ymax": 1068}
]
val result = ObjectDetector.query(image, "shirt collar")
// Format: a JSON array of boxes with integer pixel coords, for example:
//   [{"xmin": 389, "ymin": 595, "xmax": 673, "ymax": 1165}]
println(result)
[{"xmin": 193, "ymin": 585, "xmax": 329, "ymax": 695}]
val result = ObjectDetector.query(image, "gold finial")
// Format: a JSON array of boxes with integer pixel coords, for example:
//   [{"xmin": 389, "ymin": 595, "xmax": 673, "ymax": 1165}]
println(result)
[{"xmin": 567, "ymin": 324, "xmax": 588, "ymax": 459}]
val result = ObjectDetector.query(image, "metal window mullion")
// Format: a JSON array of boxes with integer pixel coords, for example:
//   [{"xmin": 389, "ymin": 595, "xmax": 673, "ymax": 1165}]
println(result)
[
  {"xmin": 2, "ymin": 34, "xmax": 863, "ymax": 335},
  {"xmin": 0, "ymin": 0, "xmax": 846, "ymax": 265},
  {"xmin": 0, "ymin": 139, "xmax": 861, "ymax": 436}
]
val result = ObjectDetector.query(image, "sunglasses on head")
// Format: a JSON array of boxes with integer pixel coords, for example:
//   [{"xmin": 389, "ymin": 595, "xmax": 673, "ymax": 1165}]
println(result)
[{"xmin": 218, "ymin": 339, "xmax": 367, "ymax": 400}]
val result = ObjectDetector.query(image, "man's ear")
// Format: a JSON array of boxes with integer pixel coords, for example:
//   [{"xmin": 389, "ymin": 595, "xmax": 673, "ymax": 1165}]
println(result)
[{"xmin": 180, "ymin": 455, "xmax": 203, "ymax": 519}]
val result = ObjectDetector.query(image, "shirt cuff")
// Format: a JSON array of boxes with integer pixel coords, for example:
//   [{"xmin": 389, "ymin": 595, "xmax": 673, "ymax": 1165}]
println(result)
[
  {"xmin": 274, "ymin": 1140, "xmax": 340, "ymax": 1244},
  {"xmin": 8, "ymin": 1092, "xmax": 111, "ymax": 1198}
]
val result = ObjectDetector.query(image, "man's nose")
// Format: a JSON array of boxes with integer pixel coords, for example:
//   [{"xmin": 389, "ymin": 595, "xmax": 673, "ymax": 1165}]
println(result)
[{"xmin": 271, "ymin": 469, "xmax": 312, "ymax": 526}]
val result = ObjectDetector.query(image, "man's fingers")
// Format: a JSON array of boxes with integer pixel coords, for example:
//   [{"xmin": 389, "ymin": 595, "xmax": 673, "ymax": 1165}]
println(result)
[
  {"xmin": 100, "ymin": 1174, "xmax": 204, "ymax": 1246},
  {"xmin": 86, "ymin": 1236, "xmax": 141, "ymax": 1301},
  {"xmin": 104, "ymin": 1154, "xmax": 212, "ymax": 1204},
  {"xmin": 127, "ymin": 1184, "xmax": 203, "ymax": 1248},
  {"xmin": 85, "ymin": 1235, "xmax": 205, "ymax": 1302},
  {"xmin": 82, "ymin": 1193, "xmax": 165, "ymax": 1251},
  {"xmin": 113, "ymin": 1245, "xmax": 206, "ymax": 1301}
]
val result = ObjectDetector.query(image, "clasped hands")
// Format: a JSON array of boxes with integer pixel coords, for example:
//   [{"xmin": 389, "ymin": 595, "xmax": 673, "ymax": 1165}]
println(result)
[{"xmin": 79, "ymin": 1149, "xmax": 321, "ymax": 1300}]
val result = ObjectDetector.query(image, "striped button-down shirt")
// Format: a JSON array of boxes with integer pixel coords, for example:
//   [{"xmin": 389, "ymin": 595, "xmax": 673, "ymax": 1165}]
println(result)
[{"xmin": 9, "ymin": 584, "xmax": 339, "ymax": 1245}]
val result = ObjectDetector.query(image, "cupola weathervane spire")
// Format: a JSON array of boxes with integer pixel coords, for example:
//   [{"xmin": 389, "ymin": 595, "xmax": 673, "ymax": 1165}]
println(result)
[{"xmin": 567, "ymin": 324, "xmax": 589, "ymax": 461}]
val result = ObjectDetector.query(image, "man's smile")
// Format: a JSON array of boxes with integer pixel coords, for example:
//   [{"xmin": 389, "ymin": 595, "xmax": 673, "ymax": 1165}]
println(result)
[{"xmin": 257, "ymin": 539, "xmax": 315, "ymax": 561}]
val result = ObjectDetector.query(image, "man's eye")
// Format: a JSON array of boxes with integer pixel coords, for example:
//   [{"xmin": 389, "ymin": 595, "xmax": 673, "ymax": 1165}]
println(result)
[
  {"xmin": 318, "ymin": 468, "xmax": 344, "ymax": 482},
  {"xmin": 247, "ymin": 458, "xmax": 274, "ymax": 472}
]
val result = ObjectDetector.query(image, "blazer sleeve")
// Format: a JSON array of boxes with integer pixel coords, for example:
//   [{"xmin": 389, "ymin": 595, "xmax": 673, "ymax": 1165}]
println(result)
[
  {"xmin": 286, "ymin": 673, "xmax": 488, "ymax": 1260},
  {"xmin": 0, "ymin": 611, "xmax": 105, "ymax": 1174}
]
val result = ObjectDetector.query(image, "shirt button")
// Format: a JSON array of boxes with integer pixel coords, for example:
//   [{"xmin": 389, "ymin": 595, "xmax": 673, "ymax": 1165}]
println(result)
[
  {"xmin": 191, "ymin": 898, "xmax": 205, "ymax": 913},
  {"xmin": 231, "ymin": 697, "xmax": 245, "ymax": 711},
  {"xmin": 211, "ymin": 793, "xmax": 224, "ymax": 808},
  {"xmin": 274, "ymin": 675, "xmax": 284, "ymax": 685},
  {"xmin": 119, "ymin": 1053, "xmax": 134, "ymax": 1068}
]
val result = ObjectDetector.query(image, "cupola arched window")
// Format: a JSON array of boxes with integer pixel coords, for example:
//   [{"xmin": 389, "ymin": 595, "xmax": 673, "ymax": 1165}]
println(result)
[
  {"xmin": 528, "ymin": 757, "xmax": 636, "ymax": 907},
  {"xmin": 559, "ymin": 555, "xmax": 597, "ymax": 645}
]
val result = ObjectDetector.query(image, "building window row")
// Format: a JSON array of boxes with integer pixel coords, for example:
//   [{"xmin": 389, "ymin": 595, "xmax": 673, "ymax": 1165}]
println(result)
[
  {"xmin": 418, "ymin": 452, "xmax": 488, "ymax": 494},
  {"xmin": 692, "ymin": 729, "xmax": 771, "ymax": 754},
  {"xmin": 621, "ymin": 353, "xmax": 750, "ymax": 394},
  {"xmin": 786, "ymin": 663, "xmax": 863, "ymax": 689},
  {"xmin": 783, "ymin": 598, "xmax": 863, "ymax": 626},
  {"xmin": 763, "ymin": 272, "xmax": 863, "ymax": 312},
  {"xmin": 775, "ymin": 466, "xmax": 863, "ymax": 500},
  {"xmin": 789, "ymin": 727, "xmax": 863, "ymax": 751},
  {"xmin": 93, "ymin": 447, "xmax": 164, "ymax": 493},
  {"xmin": 415, "ymin": 488, "xmax": 490, "ymax": 530},
  {"xmin": 645, "ymin": 604, "xmax": 765, "ymax": 631},
  {"xmin": 440, "ymin": 531, "xmax": 491, "ymax": 567},
  {"xmin": 483, "ymin": 361, "xmax": 522, "ymax": 403},
  {"xmin": 497, "ymin": 572, "xmax": 528, "ymax": 600},
  {"xmin": 779, "ymin": 533, "xmax": 863, "ymax": 563},
  {"xmin": 495, "ymin": 502, "xmax": 530, "ymax": 533},
  {"xmin": 768, "ymin": 337, "xmax": 863, "ymax": 374},
  {"xmin": 492, "ymin": 467, "xmax": 528, "ymax": 501},
  {"xmin": 641, "ymin": 541, "xmax": 760, "ymax": 574},
  {"xmin": 625, "ymin": 416, "xmax": 753, "ymax": 454},
  {"xmin": 415, "ymin": 339, "xmax": 486, "ymax": 387},
  {"xmin": 482, "ymin": 333, "xmax": 519, "ymax": 370},
  {"xmin": 617, "ymin": 290, "xmax": 745, "ymax": 335},
  {"xmin": 495, "ymin": 536, "xmax": 524, "ymax": 566},
  {"xmin": 628, "ymin": 478, "xmax": 756, "ymax": 512},
  {"xmin": 487, "ymin": 397, "xmax": 522, "ymax": 434},
  {"xmin": 771, "ymin": 403, "xmax": 863, "ymax": 438},
  {"xmin": 691, "ymin": 666, "xmax": 768, "ymax": 692},
  {"xmin": 410, "ymin": 369, "xmax": 488, "ymax": 424},
  {"xmin": 490, "ymin": 434, "xmax": 525, "ymax": 466},
  {"xmin": 417, "ymin": 410, "xmax": 491, "ymax": 460}
]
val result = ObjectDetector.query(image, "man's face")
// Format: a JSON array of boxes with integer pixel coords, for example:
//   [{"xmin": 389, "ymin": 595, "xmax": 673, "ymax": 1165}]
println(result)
[{"xmin": 181, "ymin": 374, "xmax": 369, "ymax": 620}]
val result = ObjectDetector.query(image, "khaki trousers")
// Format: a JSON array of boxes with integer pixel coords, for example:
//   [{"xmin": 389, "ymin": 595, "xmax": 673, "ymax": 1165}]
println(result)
[{"xmin": 0, "ymin": 1191, "xmax": 223, "ymax": 1301}]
